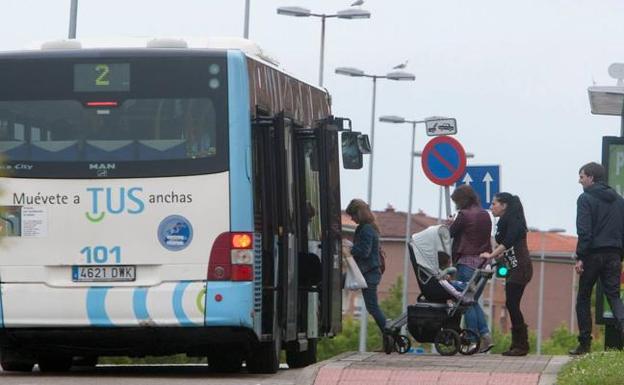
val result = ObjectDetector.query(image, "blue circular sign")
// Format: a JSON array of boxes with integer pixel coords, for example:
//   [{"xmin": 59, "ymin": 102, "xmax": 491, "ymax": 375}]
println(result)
[
  {"xmin": 158, "ymin": 215, "xmax": 193, "ymax": 251},
  {"xmin": 421, "ymin": 136, "xmax": 466, "ymax": 186}
]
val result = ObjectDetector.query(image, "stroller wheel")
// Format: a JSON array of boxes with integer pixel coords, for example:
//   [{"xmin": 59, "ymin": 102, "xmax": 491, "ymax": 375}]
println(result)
[
  {"xmin": 394, "ymin": 335, "xmax": 411, "ymax": 354},
  {"xmin": 383, "ymin": 333, "xmax": 394, "ymax": 355},
  {"xmin": 434, "ymin": 329, "xmax": 460, "ymax": 356},
  {"xmin": 459, "ymin": 329, "xmax": 481, "ymax": 355}
]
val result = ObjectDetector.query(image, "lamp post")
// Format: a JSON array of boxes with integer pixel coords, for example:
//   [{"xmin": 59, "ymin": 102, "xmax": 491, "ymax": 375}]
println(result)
[
  {"xmin": 379, "ymin": 115, "xmax": 423, "ymax": 318},
  {"xmin": 68, "ymin": 0, "xmax": 78, "ymax": 39},
  {"xmin": 335, "ymin": 68, "xmax": 414, "ymax": 352},
  {"xmin": 244, "ymin": 0, "xmax": 251, "ymax": 38},
  {"xmin": 528, "ymin": 227, "xmax": 565, "ymax": 355},
  {"xmin": 277, "ymin": 6, "xmax": 370, "ymax": 87}
]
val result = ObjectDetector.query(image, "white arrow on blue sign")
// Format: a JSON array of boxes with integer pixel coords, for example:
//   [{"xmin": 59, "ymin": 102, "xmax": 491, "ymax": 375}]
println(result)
[{"xmin": 455, "ymin": 165, "xmax": 500, "ymax": 210}]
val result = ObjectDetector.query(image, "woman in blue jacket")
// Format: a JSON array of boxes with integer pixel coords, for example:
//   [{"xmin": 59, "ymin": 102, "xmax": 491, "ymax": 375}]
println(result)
[{"xmin": 346, "ymin": 199, "xmax": 387, "ymax": 334}]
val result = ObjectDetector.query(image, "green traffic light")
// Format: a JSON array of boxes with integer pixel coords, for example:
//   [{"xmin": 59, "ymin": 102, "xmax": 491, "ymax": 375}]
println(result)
[{"xmin": 496, "ymin": 265, "xmax": 509, "ymax": 278}]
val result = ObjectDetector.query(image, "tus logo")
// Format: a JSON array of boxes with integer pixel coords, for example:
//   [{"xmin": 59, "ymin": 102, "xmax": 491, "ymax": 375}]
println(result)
[{"xmin": 85, "ymin": 187, "xmax": 145, "ymax": 223}]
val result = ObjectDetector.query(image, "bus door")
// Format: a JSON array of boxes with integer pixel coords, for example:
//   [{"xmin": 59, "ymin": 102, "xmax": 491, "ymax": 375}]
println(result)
[
  {"xmin": 252, "ymin": 113, "xmax": 300, "ymax": 343},
  {"xmin": 293, "ymin": 130, "xmax": 323, "ymax": 342},
  {"xmin": 316, "ymin": 123, "xmax": 342, "ymax": 336},
  {"xmin": 273, "ymin": 114, "xmax": 301, "ymax": 342}
]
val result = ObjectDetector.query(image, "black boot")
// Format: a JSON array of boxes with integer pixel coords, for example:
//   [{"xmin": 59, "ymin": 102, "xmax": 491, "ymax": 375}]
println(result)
[
  {"xmin": 569, "ymin": 337, "xmax": 591, "ymax": 355},
  {"xmin": 503, "ymin": 324, "xmax": 529, "ymax": 356}
]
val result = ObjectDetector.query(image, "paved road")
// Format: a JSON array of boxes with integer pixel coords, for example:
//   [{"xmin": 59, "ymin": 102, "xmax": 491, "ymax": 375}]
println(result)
[{"xmin": 0, "ymin": 364, "xmax": 317, "ymax": 385}]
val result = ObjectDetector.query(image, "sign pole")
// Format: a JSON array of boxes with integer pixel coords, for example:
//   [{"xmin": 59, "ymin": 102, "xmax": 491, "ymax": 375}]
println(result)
[
  {"xmin": 437, "ymin": 186, "xmax": 443, "ymax": 224},
  {"xmin": 444, "ymin": 186, "xmax": 452, "ymax": 219}
]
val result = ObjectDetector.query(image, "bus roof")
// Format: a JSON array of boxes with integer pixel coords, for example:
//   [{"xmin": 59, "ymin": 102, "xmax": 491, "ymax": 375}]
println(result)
[{"xmin": 4, "ymin": 36, "xmax": 327, "ymax": 93}]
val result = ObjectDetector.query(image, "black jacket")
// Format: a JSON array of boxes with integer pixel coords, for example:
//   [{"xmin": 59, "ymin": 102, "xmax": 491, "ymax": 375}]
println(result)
[{"xmin": 576, "ymin": 182, "xmax": 624, "ymax": 259}]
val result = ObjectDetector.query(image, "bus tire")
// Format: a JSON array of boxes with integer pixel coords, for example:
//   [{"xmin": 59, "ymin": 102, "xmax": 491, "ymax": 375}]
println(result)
[
  {"xmin": 73, "ymin": 356, "xmax": 98, "ymax": 367},
  {"xmin": 246, "ymin": 337, "xmax": 280, "ymax": 374},
  {"xmin": 208, "ymin": 352, "xmax": 242, "ymax": 373},
  {"xmin": 37, "ymin": 355, "xmax": 73, "ymax": 372},
  {"xmin": 0, "ymin": 348, "xmax": 35, "ymax": 372},
  {"xmin": 286, "ymin": 338, "xmax": 317, "ymax": 368}
]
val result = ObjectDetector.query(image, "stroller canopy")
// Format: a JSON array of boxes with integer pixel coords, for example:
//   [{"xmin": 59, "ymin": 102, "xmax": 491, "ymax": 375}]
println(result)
[{"xmin": 408, "ymin": 225, "xmax": 452, "ymax": 278}]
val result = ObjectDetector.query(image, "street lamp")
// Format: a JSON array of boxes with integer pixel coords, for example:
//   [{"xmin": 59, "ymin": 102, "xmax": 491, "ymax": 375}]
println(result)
[
  {"xmin": 588, "ymin": 63, "xmax": 624, "ymax": 136},
  {"xmin": 277, "ymin": 5, "xmax": 371, "ymax": 87},
  {"xmin": 336, "ymin": 68, "xmax": 414, "ymax": 353},
  {"xmin": 528, "ymin": 227, "xmax": 566, "ymax": 355}
]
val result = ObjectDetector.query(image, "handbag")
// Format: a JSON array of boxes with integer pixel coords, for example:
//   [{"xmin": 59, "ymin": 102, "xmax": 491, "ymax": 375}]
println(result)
[{"xmin": 344, "ymin": 256, "xmax": 368, "ymax": 290}]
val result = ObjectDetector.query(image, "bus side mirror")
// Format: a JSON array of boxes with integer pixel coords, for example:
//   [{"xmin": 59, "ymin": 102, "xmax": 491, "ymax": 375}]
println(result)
[
  {"xmin": 342, "ymin": 132, "xmax": 370, "ymax": 170},
  {"xmin": 357, "ymin": 134, "xmax": 371, "ymax": 154}
]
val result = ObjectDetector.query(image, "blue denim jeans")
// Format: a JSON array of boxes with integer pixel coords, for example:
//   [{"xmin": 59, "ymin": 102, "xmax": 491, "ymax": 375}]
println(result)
[
  {"xmin": 362, "ymin": 269, "xmax": 387, "ymax": 333},
  {"xmin": 457, "ymin": 264, "xmax": 490, "ymax": 336}
]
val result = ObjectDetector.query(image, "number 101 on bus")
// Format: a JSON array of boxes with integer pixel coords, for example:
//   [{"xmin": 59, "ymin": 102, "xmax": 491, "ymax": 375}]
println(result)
[{"xmin": 81, "ymin": 245, "xmax": 122, "ymax": 264}]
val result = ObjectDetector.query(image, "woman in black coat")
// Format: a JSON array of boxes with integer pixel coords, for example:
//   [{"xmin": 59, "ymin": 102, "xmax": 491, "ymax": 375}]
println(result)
[{"xmin": 480, "ymin": 192, "xmax": 533, "ymax": 356}]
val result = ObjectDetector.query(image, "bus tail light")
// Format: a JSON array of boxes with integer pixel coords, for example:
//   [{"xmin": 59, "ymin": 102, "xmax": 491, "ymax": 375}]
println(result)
[{"xmin": 208, "ymin": 232, "xmax": 254, "ymax": 281}]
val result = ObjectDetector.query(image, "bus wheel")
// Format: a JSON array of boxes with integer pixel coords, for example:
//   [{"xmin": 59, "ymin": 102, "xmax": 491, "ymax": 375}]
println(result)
[
  {"xmin": 286, "ymin": 338, "xmax": 317, "ymax": 369},
  {"xmin": 37, "ymin": 355, "xmax": 73, "ymax": 372},
  {"xmin": 73, "ymin": 356, "xmax": 98, "ymax": 367},
  {"xmin": 208, "ymin": 353, "xmax": 242, "ymax": 373},
  {"xmin": 247, "ymin": 337, "xmax": 281, "ymax": 374},
  {"xmin": 0, "ymin": 348, "xmax": 35, "ymax": 372}
]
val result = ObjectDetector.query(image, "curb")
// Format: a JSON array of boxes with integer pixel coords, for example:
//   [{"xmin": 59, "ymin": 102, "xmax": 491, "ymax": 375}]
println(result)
[
  {"xmin": 538, "ymin": 356, "xmax": 571, "ymax": 385},
  {"xmin": 296, "ymin": 352, "xmax": 361, "ymax": 385}
]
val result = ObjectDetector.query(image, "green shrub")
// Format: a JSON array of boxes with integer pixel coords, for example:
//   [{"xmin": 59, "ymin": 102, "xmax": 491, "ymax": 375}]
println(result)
[
  {"xmin": 490, "ymin": 323, "xmax": 604, "ymax": 355},
  {"xmin": 558, "ymin": 351, "xmax": 624, "ymax": 385},
  {"xmin": 317, "ymin": 275, "xmax": 405, "ymax": 360}
]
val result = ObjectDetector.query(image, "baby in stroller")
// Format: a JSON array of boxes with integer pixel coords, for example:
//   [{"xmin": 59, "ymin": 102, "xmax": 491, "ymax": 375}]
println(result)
[
  {"xmin": 384, "ymin": 225, "xmax": 494, "ymax": 356},
  {"xmin": 436, "ymin": 251, "xmax": 473, "ymax": 304}
]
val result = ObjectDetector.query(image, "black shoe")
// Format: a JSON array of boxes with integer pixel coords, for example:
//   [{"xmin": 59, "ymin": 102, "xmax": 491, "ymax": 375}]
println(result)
[{"xmin": 569, "ymin": 344, "xmax": 590, "ymax": 355}]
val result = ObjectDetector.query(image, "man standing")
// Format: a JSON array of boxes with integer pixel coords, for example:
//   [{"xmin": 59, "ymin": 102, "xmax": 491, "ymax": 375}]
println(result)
[{"xmin": 570, "ymin": 162, "xmax": 624, "ymax": 355}]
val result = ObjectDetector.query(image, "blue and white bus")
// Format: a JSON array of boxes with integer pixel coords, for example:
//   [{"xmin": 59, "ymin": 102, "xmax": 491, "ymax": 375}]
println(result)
[{"xmin": 0, "ymin": 38, "xmax": 367, "ymax": 373}]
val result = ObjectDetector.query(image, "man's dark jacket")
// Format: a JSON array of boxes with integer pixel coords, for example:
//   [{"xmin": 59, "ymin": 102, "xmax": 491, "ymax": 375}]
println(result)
[{"xmin": 576, "ymin": 182, "xmax": 624, "ymax": 260}]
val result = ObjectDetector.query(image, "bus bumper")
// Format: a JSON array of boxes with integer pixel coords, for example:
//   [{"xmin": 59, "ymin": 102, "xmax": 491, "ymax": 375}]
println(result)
[{"xmin": 0, "ymin": 281, "xmax": 254, "ymax": 329}]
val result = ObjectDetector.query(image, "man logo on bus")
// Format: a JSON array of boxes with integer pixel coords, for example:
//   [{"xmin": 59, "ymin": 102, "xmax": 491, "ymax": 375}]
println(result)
[{"xmin": 85, "ymin": 187, "xmax": 145, "ymax": 223}]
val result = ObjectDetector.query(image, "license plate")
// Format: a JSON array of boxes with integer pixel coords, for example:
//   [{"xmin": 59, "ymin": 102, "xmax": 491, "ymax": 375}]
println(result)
[{"xmin": 72, "ymin": 265, "xmax": 136, "ymax": 282}]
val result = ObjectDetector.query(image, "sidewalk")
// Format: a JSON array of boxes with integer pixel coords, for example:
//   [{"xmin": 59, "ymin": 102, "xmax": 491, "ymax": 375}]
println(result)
[{"xmin": 300, "ymin": 353, "xmax": 571, "ymax": 385}]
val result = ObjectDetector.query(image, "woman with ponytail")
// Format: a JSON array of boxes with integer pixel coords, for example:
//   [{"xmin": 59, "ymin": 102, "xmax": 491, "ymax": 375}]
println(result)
[{"xmin": 480, "ymin": 192, "xmax": 533, "ymax": 356}]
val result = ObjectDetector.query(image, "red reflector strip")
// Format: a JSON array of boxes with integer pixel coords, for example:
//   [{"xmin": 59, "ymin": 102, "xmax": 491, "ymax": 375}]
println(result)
[
  {"xmin": 85, "ymin": 101, "xmax": 119, "ymax": 107},
  {"xmin": 231, "ymin": 265, "xmax": 253, "ymax": 281}
]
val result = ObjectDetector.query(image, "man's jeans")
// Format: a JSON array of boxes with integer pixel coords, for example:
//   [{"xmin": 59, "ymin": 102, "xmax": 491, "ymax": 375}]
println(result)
[
  {"xmin": 577, "ymin": 252, "xmax": 624, "ymax": 343},
  {"xmin": 457, "ymin": 264, "xmax": 490, "ymax": 336}
]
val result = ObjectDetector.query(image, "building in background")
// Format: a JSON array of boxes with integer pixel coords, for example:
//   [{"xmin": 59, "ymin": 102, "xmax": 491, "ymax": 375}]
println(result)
[{"xmin": 341, "ymin": 205, "xmax": 578, "ymax": 339}]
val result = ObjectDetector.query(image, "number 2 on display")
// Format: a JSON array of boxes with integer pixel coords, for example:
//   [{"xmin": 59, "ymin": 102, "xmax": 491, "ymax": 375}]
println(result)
[
  {"xmin": 81, "ymin": 246, "xmax": 121, "ymax": 264},
  {"xmin": 95, "ymin": 64, "xmax": 110, "ymax": 86}
]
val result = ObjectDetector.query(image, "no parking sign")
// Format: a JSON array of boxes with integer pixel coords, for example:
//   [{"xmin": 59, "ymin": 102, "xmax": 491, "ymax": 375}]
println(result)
[{"xmin": 421, "ymin": 136, "xmax": 466, "ymax": 186}]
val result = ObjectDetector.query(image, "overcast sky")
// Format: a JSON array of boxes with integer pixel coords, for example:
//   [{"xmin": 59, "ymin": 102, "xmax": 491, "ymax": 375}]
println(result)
[{"xmin": 3, "ymin": 0, "xmax": 624, "ymax": 235}]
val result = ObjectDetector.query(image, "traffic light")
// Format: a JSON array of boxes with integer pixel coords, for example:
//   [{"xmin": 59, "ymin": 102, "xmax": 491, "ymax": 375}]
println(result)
[{"xmin": 496, "ymin": 263, "xmax": 509, "ymax": 278}]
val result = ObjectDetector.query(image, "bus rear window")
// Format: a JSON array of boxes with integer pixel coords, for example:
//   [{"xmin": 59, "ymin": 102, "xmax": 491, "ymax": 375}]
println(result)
[
  {"xmin": 0, "ymin": 54, "xmax": 228, "ymax": 178},
  {"xmin": 0, "ymin": 98, "xmax": 218, "ymax": 161}
]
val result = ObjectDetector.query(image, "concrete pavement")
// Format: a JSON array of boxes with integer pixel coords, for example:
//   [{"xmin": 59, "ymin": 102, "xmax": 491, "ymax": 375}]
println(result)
[{"xmin": 299, "ymin": 352, "xmax": 571, "ymax": 385}]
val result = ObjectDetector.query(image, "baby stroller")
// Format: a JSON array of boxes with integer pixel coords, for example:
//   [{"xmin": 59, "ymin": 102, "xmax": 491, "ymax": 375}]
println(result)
[{"xmin": 384, "ymin": 225, "xmax": 494, "ymax": 356}]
